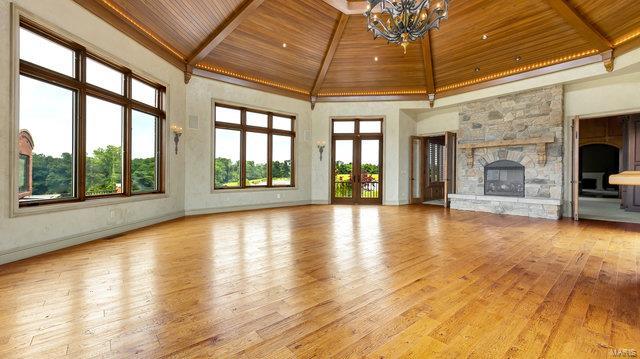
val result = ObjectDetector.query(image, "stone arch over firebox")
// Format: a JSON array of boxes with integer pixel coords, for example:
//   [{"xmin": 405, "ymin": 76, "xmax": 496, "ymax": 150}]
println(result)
[{"xmin": 464, "ymin": 146, "xmax": 555, "ymax": 198}]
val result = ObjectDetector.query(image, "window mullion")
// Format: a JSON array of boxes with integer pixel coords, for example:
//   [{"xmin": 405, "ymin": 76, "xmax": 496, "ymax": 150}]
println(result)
[
  {"xmin": 77, "ymin": 49, "xmax": 87, "ymax": 201},
  {"xmin": 124, "ymin": 72, "xmax": 133, "ymax": 197},
  {"xmin": 267, "ymin": 114, "xmax": 273, "ymax": 187},
  {"xmin": 241, "ymin": 110, "xmax": 247, "ymax": 188},
  {"xmin": 267, "ymin": 133, "xmax": 273, "ymax": 187}
]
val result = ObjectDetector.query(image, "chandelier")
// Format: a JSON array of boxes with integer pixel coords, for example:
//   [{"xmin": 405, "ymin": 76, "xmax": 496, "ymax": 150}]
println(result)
[{"xmin": 365, "ymin": 0, "xmax": 450, "ymax": 54}]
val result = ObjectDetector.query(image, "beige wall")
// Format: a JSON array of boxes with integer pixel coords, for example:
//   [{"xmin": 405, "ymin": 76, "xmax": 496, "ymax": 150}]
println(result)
[
  {"xmin": 0, "ymin": 0, "xmax": 186, "ymax": 264},
  {"xmin": 416, "ymin": 107, "xmax": 459, "ymax": 135},
  {"xmin": 184, "ymin": 76, "xmax": 313, "ymax": 214},
  {"xmin": 310, "ymin": 101, "xmax": 424, "ymax": 205}
]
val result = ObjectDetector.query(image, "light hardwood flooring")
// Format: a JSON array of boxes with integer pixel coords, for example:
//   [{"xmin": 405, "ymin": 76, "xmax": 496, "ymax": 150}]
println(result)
[{"xmin": 0, "ymin": 205, "xmax": 639, "ymax": 358}]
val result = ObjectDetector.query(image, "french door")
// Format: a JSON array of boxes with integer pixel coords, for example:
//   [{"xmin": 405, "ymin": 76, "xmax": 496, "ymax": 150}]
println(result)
[{"xmin": 331, "ymin": 119, "xmax": 383, "ymax": 204}]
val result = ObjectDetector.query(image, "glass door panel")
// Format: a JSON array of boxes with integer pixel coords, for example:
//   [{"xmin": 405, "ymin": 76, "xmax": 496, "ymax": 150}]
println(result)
[
  {"xmin": 360, "ymin": 139, "xmax": 380, "ymax": 200},
  {"xmin": 334, "ymin": 140, "xmax": 354, "ymax": 199}
]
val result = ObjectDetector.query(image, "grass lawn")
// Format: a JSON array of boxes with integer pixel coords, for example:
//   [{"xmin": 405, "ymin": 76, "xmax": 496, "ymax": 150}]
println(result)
[{"xmin": 218, "ymin": 177, "xmax": 291, "ymax": 187}]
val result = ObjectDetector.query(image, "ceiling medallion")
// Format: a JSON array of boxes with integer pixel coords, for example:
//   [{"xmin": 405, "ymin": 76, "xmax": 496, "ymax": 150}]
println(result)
[{"xmin": 365, "ymin": 0, "xmax": 450, "ymax": 54}]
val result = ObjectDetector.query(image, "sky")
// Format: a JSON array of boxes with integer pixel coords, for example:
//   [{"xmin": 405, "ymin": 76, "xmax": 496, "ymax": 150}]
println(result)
[
  {"xmin": 19, "ymin": 28, "xmax": 156, "ymax": 159},
  {"xmin": 334, "ymin": 139, "xmax": 380, "ymax": 167},
  {"xmin": 215, "ymin": 107, "xmax": 293, "ymax": 164},
  {"xmin": 215, "ymin": 110, "xmax": 379, "ymax": 167}
]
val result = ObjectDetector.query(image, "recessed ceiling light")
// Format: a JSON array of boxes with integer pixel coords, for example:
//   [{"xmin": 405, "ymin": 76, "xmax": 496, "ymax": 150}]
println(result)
[
  {"xmin": 282, "ymin": 43, "xmax": 287, "ymax": 48},
  {"xmin": 515, "ymin": 55, "xmax": 522, "ymax": 62},
  {"xmin": 475, "ymin": 67, "xmax": 481, "ymax": 72},
  {"xmin": 481, "ymin": 34, "xmax": 489, "ymax": 40},
  {"xmin": 374, "ymin": 56, "xmax": 379, "ymax": 62}
]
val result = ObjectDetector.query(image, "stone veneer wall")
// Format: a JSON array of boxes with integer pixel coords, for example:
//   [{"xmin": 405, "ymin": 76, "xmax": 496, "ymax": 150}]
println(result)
[{"xmin": 451, "ymin": 85, "xmax": 564, "ymax": 219}]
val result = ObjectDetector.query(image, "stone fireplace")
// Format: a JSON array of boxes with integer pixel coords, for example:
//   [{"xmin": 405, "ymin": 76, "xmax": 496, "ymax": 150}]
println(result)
[{"xmin": 449, "ymin": 85, "xmax": 564, "ymax": 219}]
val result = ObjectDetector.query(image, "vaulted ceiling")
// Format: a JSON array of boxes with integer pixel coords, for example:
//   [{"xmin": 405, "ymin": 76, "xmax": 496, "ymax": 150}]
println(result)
[{"xmin": 73, "ymin": 0, "xmax": 640, "ymax": 106}]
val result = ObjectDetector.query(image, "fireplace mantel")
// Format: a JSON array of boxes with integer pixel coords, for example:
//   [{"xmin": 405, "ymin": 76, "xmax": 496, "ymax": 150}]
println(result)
[{"xmin": 459, "ymin": 136, "xmax": 555, "ymax": 167}]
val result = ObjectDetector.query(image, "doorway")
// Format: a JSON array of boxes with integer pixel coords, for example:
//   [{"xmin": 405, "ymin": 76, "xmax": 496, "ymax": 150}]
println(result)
[
  {"xmin": 410, "ymin": 132, "xmax": 456, "ymax": 207},
  {"xmin": 331, "ymin": 119, "xmax": 383, "ymax": 204},
  {"xmin": 572, "ymin": 114, "xmax": 640, "ymax": 223}
]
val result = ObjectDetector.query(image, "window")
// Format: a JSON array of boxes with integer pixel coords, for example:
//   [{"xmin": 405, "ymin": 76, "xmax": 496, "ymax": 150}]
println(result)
[
  {"xmin": 85, "ymin": 97, "xmax": 123, "ymax": 196},
  {"xmin": 18, "ymin": 155, "xmax": 29, "ymax": 193},
  {"xmin": 131, "ymin": 110, "xmax": 159, "ymax": 193},
  {"xmin": 214, "ymin": 104, "xmax": 295, "ymax": 189},
  {"xmin": 17, "ymin": 19, "xmax": 165, "ymax": 207}
]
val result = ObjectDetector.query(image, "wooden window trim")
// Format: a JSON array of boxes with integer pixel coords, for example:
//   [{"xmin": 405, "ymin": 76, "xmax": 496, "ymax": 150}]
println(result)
[
  {"xmin": 214, "ymin": 103, "xmax": 296, "ymax": 190},
  {"xmin": 17, "ymin": 17, "xmax": 166, "ymax": 208}
]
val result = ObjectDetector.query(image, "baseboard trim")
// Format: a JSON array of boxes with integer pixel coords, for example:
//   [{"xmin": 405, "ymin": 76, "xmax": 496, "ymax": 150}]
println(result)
[
  {"xmin": 0, "ymin": 211, "xmax": 184, "ymax": 265},
  {"xmin": 185, "ymin": 200, "xmax": 312, "ymax": 216},
  {"xmin": 311, "ymin": 200, "xmax": 330, "ymax": 205}
]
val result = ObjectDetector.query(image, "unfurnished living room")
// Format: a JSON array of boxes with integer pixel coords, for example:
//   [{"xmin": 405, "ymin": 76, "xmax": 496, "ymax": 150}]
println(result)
[{"xmin": 1, "ymin": 0, "xmax": 640, "ymax": 357}]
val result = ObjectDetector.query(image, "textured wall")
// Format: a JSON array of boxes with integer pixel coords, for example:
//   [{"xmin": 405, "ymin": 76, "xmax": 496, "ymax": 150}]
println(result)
[
  {"xmin": 184, "ymin": 77, "xmax": 313, "ymax": 214},
  {"xmin": 0, "ymin": 0, "xmax": 186, "ymax": 263},
  {"xmin": 457, "ymin": 85, "xmax": 564, "ymax": 199}
]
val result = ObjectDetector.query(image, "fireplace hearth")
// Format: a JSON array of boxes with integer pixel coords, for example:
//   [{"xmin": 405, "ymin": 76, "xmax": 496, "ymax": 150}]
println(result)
[{"xmin": 484, "ymin": 160, "xmax": 525, "ymax": 197}]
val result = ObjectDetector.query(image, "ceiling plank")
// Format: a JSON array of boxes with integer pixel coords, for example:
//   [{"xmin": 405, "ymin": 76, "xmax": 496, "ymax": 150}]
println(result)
[
  {"xmin": 322, "ymin": 0, "xmax": 368, "ymax": 15},
  {"xmin": 421, "ymin": 32, "xmax": 436, "ymax": 106},
  {"xmin": 310, "ymin": 13, "xmax": 350, "ymax": 107},
  {"xmin": 544, "ymin": 0, "xmax": 612, "ymax": 52},
  {"xmin": 72, "ymin": 0, "xmax": 186, "ymax": 69},
  {"xmin": 186, "ymin": 0, "xmax": 266, "ymax": 67}
]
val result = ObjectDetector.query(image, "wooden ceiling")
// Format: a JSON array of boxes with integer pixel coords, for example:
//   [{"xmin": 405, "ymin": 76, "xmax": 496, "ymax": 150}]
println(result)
[{"xmin": 73, "ymin": 0, "xmax": 640, "ymax": 106}]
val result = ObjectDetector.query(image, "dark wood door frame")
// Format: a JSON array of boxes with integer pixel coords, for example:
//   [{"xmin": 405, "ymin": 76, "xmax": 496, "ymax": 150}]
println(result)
[
  {"xmin": 572, "ymin": 116, "xmax": 580, "ymax": 220},
  {"xmin": 409, "ymin": 136, "xmax": 425, "ymax": 204},
  {"xmin": 409, "ymin": 133, "xmax": 456, "ymax": 205},
  {"xmin": 626, "ymin": 115, "xmax": 640, "ymax": 211},
  {"xmin": 444, "ymin": 131, "xmax": 457, "ymax": 208},
  {"xmin": 331, "ymin": 119, "xmax": 383, "ymax": 205}
]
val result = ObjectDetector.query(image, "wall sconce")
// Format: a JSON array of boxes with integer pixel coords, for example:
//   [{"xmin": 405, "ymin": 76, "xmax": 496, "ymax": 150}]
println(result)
[
  {"xmin": 171, "ymin": 125, "xmax": 183, "ymax": 155},
  {"xmin": 316, "ymin": 140, "xmax": 326, "ymax": 161}
]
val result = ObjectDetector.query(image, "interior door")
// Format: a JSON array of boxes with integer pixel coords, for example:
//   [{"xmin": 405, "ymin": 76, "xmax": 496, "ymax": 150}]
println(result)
[
  {"xmin": 424, "ymin": 137, "xmax": 445, "ymax": 201},
  {"xmin": 410, "ymin": 136, "xmax": 423, "ymax": 204},
  {"xmin": 444, "ymin": 132, "xmax": 457, "ymax": 208},
  {"xmin": 572, "ymin": 116, "xmax": 580, "ymax": 220}
]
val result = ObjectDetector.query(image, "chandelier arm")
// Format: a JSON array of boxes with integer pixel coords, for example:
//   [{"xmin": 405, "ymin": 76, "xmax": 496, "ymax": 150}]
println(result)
[
  {"xmin": 368, "ymin": 19, "xmax": 400, "ymax": 42},
  {"xmin": 365, "ymin": 0, "xmax": 450, "ymax": 51},
  {"xmin": 410, "ymin": 0, "xmax": 431, "ymax": 12},
  {"xmin": 368, "ymin": 17, "xmax": 396, "ymax": 38}
]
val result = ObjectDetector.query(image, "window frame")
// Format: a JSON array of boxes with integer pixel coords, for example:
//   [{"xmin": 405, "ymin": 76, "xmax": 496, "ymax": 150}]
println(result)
[
  {"xmin": 213, "ymin": 103, "xmax": 296, "ymax": 190},
  {"xmin": 16, "ymin": 17, "xmax": 166, "ymax": 208}
]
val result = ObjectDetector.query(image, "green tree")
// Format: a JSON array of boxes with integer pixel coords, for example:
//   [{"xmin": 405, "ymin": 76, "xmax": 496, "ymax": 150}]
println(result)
[
  {"xmin": 132, "ymin": 157, "xmax": 156, "ymax": 192},
  {"xmin": 335, "ymin": 161, "xmax": 352, "ymax": 175},
  {"xmin": 31, "ymin": 152, "xmax": 73, "ymax": 197},
  {"xmin": 214, "ymin": 157, "xmax": 240, "ymax": 187},
  {"xmin": 86, "ymin": 145, "xmax": 122, "ymax": 195}
]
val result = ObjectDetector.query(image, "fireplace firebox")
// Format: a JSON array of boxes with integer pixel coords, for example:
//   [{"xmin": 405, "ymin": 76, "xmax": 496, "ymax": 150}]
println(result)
[{"xmin": 484, "ymin": 160, "xmax": 525, "ymax": 197}]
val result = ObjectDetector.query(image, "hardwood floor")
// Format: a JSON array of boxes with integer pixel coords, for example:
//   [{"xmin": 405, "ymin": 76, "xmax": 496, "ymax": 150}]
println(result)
[{"xmin": 0, "ymin": 205, "xmax": 638, "ymax": 358}]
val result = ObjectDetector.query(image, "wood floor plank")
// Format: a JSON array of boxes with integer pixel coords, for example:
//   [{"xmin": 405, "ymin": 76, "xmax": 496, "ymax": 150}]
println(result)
[{"xmin": 0, "ymin": 205, "xmax": 638, "ymax": 358}]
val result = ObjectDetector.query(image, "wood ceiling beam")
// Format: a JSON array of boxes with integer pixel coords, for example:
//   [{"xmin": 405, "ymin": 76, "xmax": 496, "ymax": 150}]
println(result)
[
  {"xmin": 421, "ymin": 32, "xmax": 436, "ymax": 108},
  {"xmin": 184, "ymin": 0, "xmax": 265, "ymax": 82},
  {"xmin": 544, "ymin": 0, "xmax": 614, "ymax": 71},
  {"xmin": 310, "ymin": 13, "xmax": 350, "ymax": 109},
  {"xmin": 322, "ymin": 0, "xmax": 369, "ymax": 15}
]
